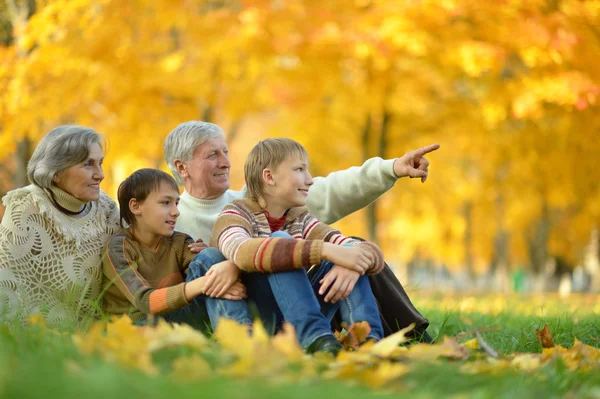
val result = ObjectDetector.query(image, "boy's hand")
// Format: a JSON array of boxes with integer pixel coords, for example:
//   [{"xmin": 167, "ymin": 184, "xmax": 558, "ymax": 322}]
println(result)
[
  {"xmin": 203, "ymin": 260, "xmax": 241, "ymax": 297},
  {"xmin": 318, "ymin": 265, "xmax": 360, "ymax": 303},
  {"xmin": 321, "ymin": 243, "xmax": 371, "ymax": 274},
  {"xmin": 220, "ymin": 281, "xmax": 247, "ymax": 301}
]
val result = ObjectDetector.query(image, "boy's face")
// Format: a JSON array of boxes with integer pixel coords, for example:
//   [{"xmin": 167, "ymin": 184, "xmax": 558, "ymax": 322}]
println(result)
[
  {"xmin": 269, "ymin": 155, "xmax": 313, "ymax": 209},
  {"xmin": 132, "ymin": 182, "xmax": 180, "ymax": 238}
]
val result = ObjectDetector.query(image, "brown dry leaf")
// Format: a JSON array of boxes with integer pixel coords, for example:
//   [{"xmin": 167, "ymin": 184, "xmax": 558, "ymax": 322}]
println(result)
[
  {"xmin": 336, "ymin": 321, "xmax": 372, "ymax": 350},
  {"xmin": 536, "ymin": 324, "xmax": 555, "ymax": 348}
]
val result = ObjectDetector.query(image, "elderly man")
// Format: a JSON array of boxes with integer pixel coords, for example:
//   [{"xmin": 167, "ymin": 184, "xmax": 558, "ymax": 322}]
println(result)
[{"xmin": 164, "ymin": 121, "xmax": 438, "ymax": 342}]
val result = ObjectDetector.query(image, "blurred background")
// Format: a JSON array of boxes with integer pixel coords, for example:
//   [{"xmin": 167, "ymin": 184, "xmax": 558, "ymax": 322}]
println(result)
[{"xmin": 0, "ymin": 0, "xmax": 598, "ymax": 294}]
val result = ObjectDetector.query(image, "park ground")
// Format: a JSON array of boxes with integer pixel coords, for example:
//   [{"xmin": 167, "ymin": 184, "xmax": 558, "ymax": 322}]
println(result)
[{"xmin": 1, "ymin": 293, "xmax": 599, "ymax": 399}]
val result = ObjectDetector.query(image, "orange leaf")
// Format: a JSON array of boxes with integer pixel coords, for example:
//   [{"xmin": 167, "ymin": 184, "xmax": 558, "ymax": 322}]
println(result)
[{"xmin": 536, "ymin": 324, "xmax": 555, "ymax": 348}]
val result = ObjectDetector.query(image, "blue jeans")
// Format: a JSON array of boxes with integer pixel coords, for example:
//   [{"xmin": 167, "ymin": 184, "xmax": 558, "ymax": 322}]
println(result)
[
  {"xmin": 160, "ymin": 248, "xmax": 253, "ymax": 331},
  {"xmin": 244, "ymin": 231, "xmax": 384, "ymax": 349}
]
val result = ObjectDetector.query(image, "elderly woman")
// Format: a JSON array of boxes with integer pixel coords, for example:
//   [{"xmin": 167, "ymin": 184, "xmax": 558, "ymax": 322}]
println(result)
[{"xmin": 0, "ymin": 126, "xmax": 120, "ymax": 326}]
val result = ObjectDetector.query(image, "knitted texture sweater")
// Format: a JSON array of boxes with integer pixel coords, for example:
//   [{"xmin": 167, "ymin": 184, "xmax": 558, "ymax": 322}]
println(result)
[
  {"xmin": 0, "ymin": 185, "xmax": 120, "ymax": 325},
  {"xmin": 176, "ymin": 157, "xmax": 397, "ymax": 242},
  {"xmin": 101, "ymin": 229, "xmax": 201, "ymax": 322},
  {"xmin": 210, "ymin": 198, "xmax": 384, "ymax": 274}
]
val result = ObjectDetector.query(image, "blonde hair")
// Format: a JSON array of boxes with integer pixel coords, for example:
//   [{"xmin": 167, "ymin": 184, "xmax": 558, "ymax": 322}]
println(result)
[{"xmin": 244, "ymin": 138, "xmax": 308, "ymax": 204}]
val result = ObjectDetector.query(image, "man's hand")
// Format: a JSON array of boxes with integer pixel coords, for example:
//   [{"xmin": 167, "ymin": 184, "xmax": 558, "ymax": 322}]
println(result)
[
  {"xmin": 321, "ymin": 243, "xmax": 372, "ymax": 274},
  {"xmin": 188, "ymin": 238, "xmax": 207, "ymax": 254},
  {"xmin": 393, "ymin": 143, "xmax": 440, "ymax": 182},
  {"xmin": 319, "ymin": 265, "xmax": 361, "ymax": 303},
  {"xmin": 203, "ymin": 260, "xmax": 241, "ymax": 297}
]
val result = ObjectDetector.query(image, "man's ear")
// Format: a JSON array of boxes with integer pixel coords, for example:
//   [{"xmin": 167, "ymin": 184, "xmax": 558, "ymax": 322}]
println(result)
[
  {"xmin": 174, "ymin": 159, "xmax": 188, "ymax": 179},
  {"xmin": 262, "ymin": 168, "xmax": 275, "ymax": 186},
  {"xmin": 129, "ymin": 198, "xmax": 142, "ymax": 215}
]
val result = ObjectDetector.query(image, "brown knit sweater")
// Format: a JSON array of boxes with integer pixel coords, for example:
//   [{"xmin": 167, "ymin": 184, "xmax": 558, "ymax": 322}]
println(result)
[
  {"xmin": 101, "ymin": 229, "xmax": 205, "ymax": 322},
  {"xmin": 210, "ymin": 198, "xmax": 384, "ymax": 274}
]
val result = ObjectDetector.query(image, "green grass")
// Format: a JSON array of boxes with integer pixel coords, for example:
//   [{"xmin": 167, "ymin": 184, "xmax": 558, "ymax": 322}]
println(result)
[{"xmin": 1, "ymin": 294, "xmax": 600, "ymax": 399}]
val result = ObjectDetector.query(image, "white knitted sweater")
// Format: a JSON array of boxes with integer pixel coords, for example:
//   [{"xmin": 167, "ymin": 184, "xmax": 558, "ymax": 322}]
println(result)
[{"xmin": 0, "ymin": 185, "xmax": 120, "ymax": 326}]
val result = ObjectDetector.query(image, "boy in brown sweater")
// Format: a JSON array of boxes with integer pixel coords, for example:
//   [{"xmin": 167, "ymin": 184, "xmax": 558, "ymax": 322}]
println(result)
[
  {"xmin": 101, "ymin": 168, "xmax": 250, "ymax": 332},
  {"xmin": 212, "ymin": 138, "xmax": 385, "ymax": 354}
]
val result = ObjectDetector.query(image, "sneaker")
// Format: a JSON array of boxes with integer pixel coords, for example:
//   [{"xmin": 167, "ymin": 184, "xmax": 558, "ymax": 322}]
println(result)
[{"xmin": 306, "ymin": 335, "xmax": 343, "ymax": 356}]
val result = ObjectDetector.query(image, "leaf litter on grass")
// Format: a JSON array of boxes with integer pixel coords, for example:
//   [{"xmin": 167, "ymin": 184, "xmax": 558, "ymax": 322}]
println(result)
[{"xmin": 45, "ymin": 312, "xmax": 597, "ymax": 393}]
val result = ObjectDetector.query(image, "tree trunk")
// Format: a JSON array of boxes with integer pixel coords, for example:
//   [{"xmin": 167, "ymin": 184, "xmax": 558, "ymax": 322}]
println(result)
[
  {"xmin": 14, "ymin": 136, "xmax": 32, "ymax": 188},
  {"xmin": 527, "ymin": 200, "xmax": 550, "ymax": 275},
  {"xmin": 463, "ymin": 201, "xmax": 474, "ymax": 279}
]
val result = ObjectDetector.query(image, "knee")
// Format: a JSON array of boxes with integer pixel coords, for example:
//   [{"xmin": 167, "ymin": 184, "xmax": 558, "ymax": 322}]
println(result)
[
  {"xmin": 191, "ymin": 247, "xmax": 226, "ymax": 267},
  {"xmin": 270, "ymin": 231, "xmax": 292, "ymax": 238}
]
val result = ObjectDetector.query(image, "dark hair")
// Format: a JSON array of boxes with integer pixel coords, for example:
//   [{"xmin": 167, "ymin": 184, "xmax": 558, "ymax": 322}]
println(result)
[{"xmin": 117, "ymin": 168, "xmax": 179, "ymax": 228}]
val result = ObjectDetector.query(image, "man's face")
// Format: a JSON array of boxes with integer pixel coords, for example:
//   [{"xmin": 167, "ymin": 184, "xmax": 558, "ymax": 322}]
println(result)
[{"xmin": 180, "ymin": 135, "xmax": 231, "ymax": 199}]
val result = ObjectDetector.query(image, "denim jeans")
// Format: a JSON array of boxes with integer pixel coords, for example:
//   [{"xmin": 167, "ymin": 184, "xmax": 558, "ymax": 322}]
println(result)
[
  {"xmin": 244, "ymin": 231, "xmax": 384, "ymax": 349},
  {"xmin": 160, "ymin": 248, "xmax": 253, "ymax": 331}
]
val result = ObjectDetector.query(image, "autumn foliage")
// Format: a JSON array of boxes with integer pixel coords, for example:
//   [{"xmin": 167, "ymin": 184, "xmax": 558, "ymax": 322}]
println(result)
[{"xmin": 0, "ymin": 0, "xmax": 599, "ymax": 273}]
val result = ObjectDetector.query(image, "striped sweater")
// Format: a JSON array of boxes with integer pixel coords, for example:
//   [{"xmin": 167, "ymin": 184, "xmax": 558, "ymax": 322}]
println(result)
[
  {"xmin": 210, "ymin": 198, "xmax": 384, "ymax": 274},
  {"xmin": 101, "ymin": 229, "xmax": 205, "ymax": 322}
]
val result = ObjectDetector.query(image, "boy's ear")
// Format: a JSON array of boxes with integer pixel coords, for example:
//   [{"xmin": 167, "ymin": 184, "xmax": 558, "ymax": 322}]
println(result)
[
  {"xmin": 174, "ymin": 159, "xmax": 188, "ymax": 179},
  {"xmin": 262, "ymin": 168, "xmax": 275, "ymax": 186},
  {"xmin": 129, "ymin": 198, "xmax": 142, "ymax": 215}
]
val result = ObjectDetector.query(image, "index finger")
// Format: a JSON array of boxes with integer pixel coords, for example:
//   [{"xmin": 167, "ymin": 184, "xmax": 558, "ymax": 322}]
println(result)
[{"xmin": 413, "ymin": 143, "xmax": 440, "ymax": 157}]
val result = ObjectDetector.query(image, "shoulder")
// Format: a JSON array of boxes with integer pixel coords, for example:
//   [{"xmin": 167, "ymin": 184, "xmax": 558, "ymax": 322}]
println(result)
[
  {"xmin": 106, "ymin": 230, "xmax": 129, "ymax": 248},
  {"xmin": 223, "ymin": 198, "xmax": 258, "ymax": 217},
  {"xmin": 286, "ymin": 206, "xmax": 312, "ymax": 222},
  {"xmin": 2, "ymin": 185, "xmax": 44, "ymax": 210},
  {"xmin": 170, "ymin": 231, "xmax": 195, "ymax": 245}
]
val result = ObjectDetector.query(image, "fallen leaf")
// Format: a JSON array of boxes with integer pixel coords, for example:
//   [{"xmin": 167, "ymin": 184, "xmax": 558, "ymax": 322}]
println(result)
[
  {"xmin": 536, "ymin": 324, "xmax": 555, "ymax": 348},
  {"xmin": 368, "ymin": 323, "xmax": 414, "ymax": 357}
]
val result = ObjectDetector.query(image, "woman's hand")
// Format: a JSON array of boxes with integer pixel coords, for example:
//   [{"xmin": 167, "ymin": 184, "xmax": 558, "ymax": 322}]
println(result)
[
  {"xmin": 318, "ymin": 265, "xmax": 360, "ymax": 303},
  {"xmin": 321, "ymin": 243, "xmax": 371, "ymax": 274},
  {"xmin": 203, "ymin": 259, "xmax": 241, "ymax": 297}
]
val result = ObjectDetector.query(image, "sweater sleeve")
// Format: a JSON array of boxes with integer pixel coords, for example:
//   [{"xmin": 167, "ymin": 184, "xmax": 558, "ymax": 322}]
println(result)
[
  {"xmin": 302, "ymin": 213, "xmax": 385, "ymax": 275},
  {"xmin": 176, "ymin": 233, "xmax": 205, "ymax": 274},
  {"xmin": 307, "ymin": 157, "xmax": 397, "ymax": 225},
  {"xmin": 102, "ymin": 235, "xmax": 189, "ymax": 316},
  {"xmin": 210, "ymin": 204, "xmax": 323, "ymax": 273}
]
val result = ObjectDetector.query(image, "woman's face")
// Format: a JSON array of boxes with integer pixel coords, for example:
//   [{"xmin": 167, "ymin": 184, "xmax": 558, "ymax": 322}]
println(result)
[{"xmin": 54, "ymin": 143, "xmax": 105, "ymax": 201}]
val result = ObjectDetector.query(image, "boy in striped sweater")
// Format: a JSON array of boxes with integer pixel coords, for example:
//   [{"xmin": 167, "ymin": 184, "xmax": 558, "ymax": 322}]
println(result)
[
  {"xmin": 211, "ymin": 138, "xmax": 385, "ymax": 355},
  {"xmin": 101, "ymin": 168, "xmax": 250, "ymax": 331}
]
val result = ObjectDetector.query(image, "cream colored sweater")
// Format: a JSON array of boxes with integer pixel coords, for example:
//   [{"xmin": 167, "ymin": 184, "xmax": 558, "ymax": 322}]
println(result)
[
  {"xmin": 176, "ymin": 157, "xmax": 397, "ymax": 242},
  {"xmin": 0, "ymin": 185, "xmax": 120, "ymax": 326}
]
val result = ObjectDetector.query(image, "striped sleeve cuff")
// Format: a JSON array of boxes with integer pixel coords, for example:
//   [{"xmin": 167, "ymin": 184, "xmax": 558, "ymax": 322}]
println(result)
[
  {"xmin": 148, "ymin": 283, "xmax": 189, "ymax": 315},
  {"xmin": 358, "ymin": 242, "xmax": 385, "ymax": 275}
]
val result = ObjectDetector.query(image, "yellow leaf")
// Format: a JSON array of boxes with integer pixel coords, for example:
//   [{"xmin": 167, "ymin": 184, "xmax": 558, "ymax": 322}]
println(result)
[
  {"xmin": 462, "ymin": 338, "xmax": 480, "ymax": 350},
  {"xmin": 272, "ymin": 323, "xmax": 304, "ymax": 362},
  {"xmin": 511, "ymin": 354, "xmax": 542, "ymax": 371},
  {"xmin": 368, "ymin": 323, "xmax": 414, "ymax": 357}
]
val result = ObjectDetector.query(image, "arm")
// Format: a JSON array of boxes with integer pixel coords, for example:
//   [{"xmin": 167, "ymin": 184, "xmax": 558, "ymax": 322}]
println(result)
[
  {"xmin": 307, "ymin": 144, "xmax": 440, "ymax": 224},
  {"xmin": 307, "ymin": 157, "xmax": 396, "ymax": 224},
  {"xmin": 210, "ymin": 205, "xmax": 322, "ymax": 273},
  {"xmin": 303, "ymin": 213, "xmax": 385, "ymax": 275},
  {"xmin": 102, "ymin": 236, "xmax": 193, "ymax": 316}
]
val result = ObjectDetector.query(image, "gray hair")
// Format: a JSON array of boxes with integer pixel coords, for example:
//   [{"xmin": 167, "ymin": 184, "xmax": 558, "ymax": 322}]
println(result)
[
  {"xmin": 27, "ymin": 125, "xmax": 105, "ymax": 189},
  {"xmin": 164, "ymin": 121, "xmax": 225, "ymax": 185}
]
